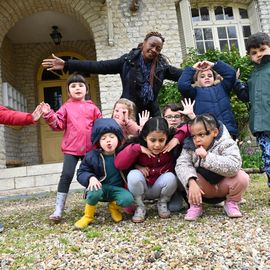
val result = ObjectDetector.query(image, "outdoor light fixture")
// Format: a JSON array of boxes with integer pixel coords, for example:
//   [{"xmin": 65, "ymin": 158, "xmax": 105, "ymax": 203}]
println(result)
[{"xmin": 50, "ymin": 26, "xmax": 62, "ymax": 45}]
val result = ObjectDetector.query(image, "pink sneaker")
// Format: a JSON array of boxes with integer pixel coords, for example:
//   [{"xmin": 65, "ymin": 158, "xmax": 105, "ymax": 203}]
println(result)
[
  {"xmin": 224, "ymin": 201, "xmax": 242, "ymax": 218},
  {"xmin": 123, "ymin": 204, "xmax": 136, "ymax": 214},
  {"xmin": 184, "ymin": 204, "xmax": 203, "ymax": 221}
]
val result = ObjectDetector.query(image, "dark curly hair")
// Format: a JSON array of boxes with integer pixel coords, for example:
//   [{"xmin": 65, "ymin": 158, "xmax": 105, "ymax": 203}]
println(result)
[{"xmin": 246, "ymin": 32, "xmax": 270, "ymax": 54}]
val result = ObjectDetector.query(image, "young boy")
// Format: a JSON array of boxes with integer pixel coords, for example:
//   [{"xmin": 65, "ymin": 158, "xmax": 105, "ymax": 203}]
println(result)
[
  {"xmin": 0, "ymin": 104, "xmax": 43, "ymax": 232},
  {"xmin": 74, "ymin": 118, "xmax": 134, "ymax": 229},
  {"xmin": 235, "ymin": 32, "xmax": 270, "ymax": 199}
]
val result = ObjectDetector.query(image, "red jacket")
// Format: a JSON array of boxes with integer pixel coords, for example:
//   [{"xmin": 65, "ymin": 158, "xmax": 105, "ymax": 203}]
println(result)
[
  {"xmin": 43, "ymin": 99, "xmax": 102, "ymax": 156},
  {"xmin": 0, "ymin": 105, "xmax": 34, "ymax": 125}
]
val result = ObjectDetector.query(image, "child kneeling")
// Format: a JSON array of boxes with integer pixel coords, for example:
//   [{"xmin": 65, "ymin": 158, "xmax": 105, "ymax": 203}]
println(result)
[
  {"xmin": 75, "ymin": 118, "xmax": 134, "ymax": 229},
  {"xmin": 175, "ymin": 114, "xmax": 249, "ymax": 221}
]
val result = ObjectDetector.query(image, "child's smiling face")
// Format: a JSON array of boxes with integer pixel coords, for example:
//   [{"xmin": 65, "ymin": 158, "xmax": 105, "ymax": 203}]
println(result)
[{"xmin": 196, "ymin": 70, "xmax": 215, "ymax": 87}]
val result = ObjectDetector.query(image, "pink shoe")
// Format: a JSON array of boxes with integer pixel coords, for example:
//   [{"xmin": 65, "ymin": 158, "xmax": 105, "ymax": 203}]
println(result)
[
  {"xmin": 184, "ymin": 204, "xmax": 203, "ymax": 221},
  {"xmin": 123, "ymin": 204, "xmax": 137, "ymax": 214},
  {"xmin": 224, "ymin": 201, "xmax": 242, "ymax": 218}
]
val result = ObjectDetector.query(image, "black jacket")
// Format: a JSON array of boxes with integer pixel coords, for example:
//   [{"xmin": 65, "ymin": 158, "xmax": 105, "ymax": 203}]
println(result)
[{"xmin": 64, "ymin": 48, "xmax": 182, "ymax": 117}]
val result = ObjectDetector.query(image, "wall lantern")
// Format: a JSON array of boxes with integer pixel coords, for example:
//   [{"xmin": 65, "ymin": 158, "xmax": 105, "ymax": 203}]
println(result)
[{"xmin": 50, "ymin": 26, "xmax": 62, "ymax": 45}]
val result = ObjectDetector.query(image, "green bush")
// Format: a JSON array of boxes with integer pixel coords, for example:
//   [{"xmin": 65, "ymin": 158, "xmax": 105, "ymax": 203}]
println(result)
[{"xmin": 158, "ymin": 47, "xmax": 254, "ymax": 140}]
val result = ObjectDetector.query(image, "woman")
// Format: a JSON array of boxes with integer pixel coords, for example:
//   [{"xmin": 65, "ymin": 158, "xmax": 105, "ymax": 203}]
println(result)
[{"xmin": 42, "ymin": 32, "xmax": 182, "ymax": 119}]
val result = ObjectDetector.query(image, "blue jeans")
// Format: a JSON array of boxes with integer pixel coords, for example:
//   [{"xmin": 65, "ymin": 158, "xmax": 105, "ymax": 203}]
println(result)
[{"xmin": 257, "ymin": 133, "xmax": 270, "ymax": 187}]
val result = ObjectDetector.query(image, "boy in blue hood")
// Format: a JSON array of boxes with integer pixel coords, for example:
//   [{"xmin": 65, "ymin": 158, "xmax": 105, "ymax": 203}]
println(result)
[{"xmin": 75, "ymin": 118, "xmax": 134, "ymax": 229}]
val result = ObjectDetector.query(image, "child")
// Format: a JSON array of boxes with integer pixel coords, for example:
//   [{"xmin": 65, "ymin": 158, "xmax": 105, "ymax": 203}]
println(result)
[
  {"xmin": 40, "ymin": 73, "xmax": 102, "ymax": 221},
  {"xmin": 112, "ymin": 98, "xmax": 149, "ymax": 139},
  {"xmin": 235, "ymin": 32, "xmax": 270, "ymax": 194},
  {"xmin": 175, "ymin": 113, "xmax": 249, "ymax": 221},
  {"xmin": 178, "ymin": 60, "xmax": 238, "ymax": 138},
  {"xmin": 75, "ymin": 118, "xmax": 134, "ymax": 229},
  {"xmin": 0, "ymin": 104, "xmax": 43, "ymax": 233},
  {"xmin": 115, "ymin": 117, "xmax": 189, "ymax": 223}
]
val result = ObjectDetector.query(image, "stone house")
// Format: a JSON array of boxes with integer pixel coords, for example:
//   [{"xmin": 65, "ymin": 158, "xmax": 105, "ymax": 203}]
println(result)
[{"xmin": 0, "ymin": 0, "xmax": 269, "ymax": 197}]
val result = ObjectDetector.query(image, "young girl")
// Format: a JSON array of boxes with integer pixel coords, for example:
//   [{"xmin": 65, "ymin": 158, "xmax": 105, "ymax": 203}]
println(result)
[
  {"xmin": 75, "ymin": 118, "xmax": 134, "ymax": 229},
  {"xmin": 115, "ymin": 117, "xmax": 189, "ymax": 223},
  {"xmin": 175, "ymin": 114, "xmax": 249, "ymax": 221},
  {"xmin": 40, "ymin": 73, "xmax": 102, "ymax": 221},
  {"xmin": 178, "ymin": 60, "xmax": 238, "ymax": 138},
  {"xmin": 112, "ymin": 98, "xmax": 149, "ymax": 139}
]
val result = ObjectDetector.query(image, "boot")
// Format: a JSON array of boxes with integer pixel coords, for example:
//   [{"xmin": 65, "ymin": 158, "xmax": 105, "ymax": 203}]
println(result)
[
  {"xmin": 74, "ymin": 204, "xmax": 96, "ymax": 229},
  {"xmin": 49, "ymin": 192, "xmax": 68, "ymax": 221},
  {"xmin": 157, "ymin": 196, "xmax": 171, "ymax": 219},
  {"xmin": 108, "ymin": 201, "xmax": 122, "ymax": 222},
  {"xmin": 132, "ymin": 195, "xmax": 146, "ymax": 223}
]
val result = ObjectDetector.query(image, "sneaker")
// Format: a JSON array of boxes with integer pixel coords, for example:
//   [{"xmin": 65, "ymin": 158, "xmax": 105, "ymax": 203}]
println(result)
[
  {"xmin": 132, "ymin": 206, "xmax": 146, "ymax": 223},
  {"xmin": 0, "ymin": 224, "xmax": 4, "ymax": 233},
  {"xmin": 157, "ymin": 201, "xmax": 171, "ymax": 219},
  {"xmin": 224, "ymin": 201, "xmax": 242, "ymax": 218},
  {"xmin": 184, "ymin": 204, "xmax": 203, "ymax": 221}
]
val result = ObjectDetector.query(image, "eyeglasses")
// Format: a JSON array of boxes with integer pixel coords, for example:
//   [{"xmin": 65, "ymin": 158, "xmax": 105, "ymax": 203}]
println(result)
[{"xmin": 164, "ymin": 115, "xmax": 181, "ymax": 120}]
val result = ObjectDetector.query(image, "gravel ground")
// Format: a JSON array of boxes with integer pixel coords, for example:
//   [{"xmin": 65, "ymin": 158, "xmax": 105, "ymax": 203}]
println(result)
[{"xmin": 0, "ymin": 174, "xmax": 270, "ymax": 270}]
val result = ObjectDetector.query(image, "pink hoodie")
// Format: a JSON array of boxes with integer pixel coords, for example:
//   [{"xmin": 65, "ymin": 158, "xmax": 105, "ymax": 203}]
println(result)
[{"xmin": 43, "ymin": 99, "xmax": 102, "ymax": 156}]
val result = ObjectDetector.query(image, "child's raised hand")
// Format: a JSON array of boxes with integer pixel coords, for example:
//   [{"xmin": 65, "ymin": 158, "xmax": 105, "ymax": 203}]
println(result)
[
  {"xmin": 188, "ymin": 179, "xmax": 205, "ymax": 205},
  {"xmin": 139, "ymin": 110, "xmax": 150, "ymax": 127},
  {"xmin": 42, "ymin": 53, "xmax": 65, "ymax": 71},
  {"xmin": 88, "ymin": 176, "xmax": 102, "ymax": 191},
  {"xmin": 40, "ymin": 102, "xmax": 51, "ymax": 114},
  {"xmin": 31, "ymin": 104, "xmax": 43, "ymax": 122},
  {"xmin": 163, "ymin": 138, "xmax": 179, "ymax": 153},
  {"xmin": 195, "ymin": 146, "xmax": 207, "ymax": 158},
  {"xmin": 180, "ymin": 98, "xmax": 196, "ymax": 120},
  {"xmin": 140, "ymin": 145, "xmax": 155, "ymax": 158}
]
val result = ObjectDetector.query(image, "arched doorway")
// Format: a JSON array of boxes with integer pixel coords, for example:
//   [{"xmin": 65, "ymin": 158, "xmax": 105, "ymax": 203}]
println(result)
[{"xmin": 37, "ymin": 51, "xmax": 98, "ymax": 163}]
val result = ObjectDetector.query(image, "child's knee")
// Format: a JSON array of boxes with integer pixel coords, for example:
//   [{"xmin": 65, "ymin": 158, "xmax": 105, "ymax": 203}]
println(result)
[
  {"xmin": 86, "ymin": 189, "xmax": 103, "ymax": 205},
  {"xmin": 117, "ymin": 193, "xmax": 135, "ymax": 207},
  {"xmin": 237, "ymin": 170, "xmax": 250, "ymax": 189}
]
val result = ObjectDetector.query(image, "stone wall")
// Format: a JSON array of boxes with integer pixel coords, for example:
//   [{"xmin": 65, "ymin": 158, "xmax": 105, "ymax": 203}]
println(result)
[{"xmin": 256, "ymin": 0, "xmax": 270, "ymax": 34}]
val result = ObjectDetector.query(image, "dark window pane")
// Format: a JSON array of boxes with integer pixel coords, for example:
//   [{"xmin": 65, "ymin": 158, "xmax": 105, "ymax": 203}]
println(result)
[
  {"xmin": 243, "ymin": 25, "xmax": 251, "ymax": 37},
  {"xmin": 192, "ymin": 8, "xmax": 200, "ymax": 22},
  {"xmin": 200, "ymin": 7, "xmax": 209, "ymax": 21},
  {"xmin": 218, "ymin": 27, "xmax": 227, "ymax": 39},
  {"xmin": 44, "ymin": 87, "xmax": 63, "ymax": 111},
  {"xmin": 194, "ymin": 28, "xmax": 203, "ymax": 40},
  {"xmin": 228, "ymin": 26, "xmax": 237, "ymax": 38},
  {"xmin": 224, "ymin": 7, "xmax": 233, "ymax": 20},
  {"xmin": 239, "ymin": 8, "xmax": 248, "ymax": 19},
  {"xmin": 203, "ymin": 28, "xmax": 213, "ymax": 40},
  {"xmin": 196, "ymin": 42, "xmax": 205, "ymax": 54},
  {"xmin": 230, "ymin": 39, "xmax": 239, "ymax": 49},
  {"xmin": 215, "ymin": 6, "xmax": 224, "ymax": 20},
  {"xmin": 205, "ymin": 41, "xmax": 215, "ymax": 50},
  {"xmin": 42, "ymin": 70, "xmax": 62, "ymax": 80},
  {"xmin": 220, "ymin": 40, "xmax": 228, "ymax": 50}
]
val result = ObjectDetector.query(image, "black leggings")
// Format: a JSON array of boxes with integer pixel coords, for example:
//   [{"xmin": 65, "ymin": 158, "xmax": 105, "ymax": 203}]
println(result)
[{"xmin": 58, "ymin": 154, "xmax": 83, "ymax": 193}]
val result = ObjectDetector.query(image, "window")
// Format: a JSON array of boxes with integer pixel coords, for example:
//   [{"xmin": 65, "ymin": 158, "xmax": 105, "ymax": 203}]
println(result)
[{"xmin": 191, "ymin": 5, "xmax": 251, "ymax": 55}]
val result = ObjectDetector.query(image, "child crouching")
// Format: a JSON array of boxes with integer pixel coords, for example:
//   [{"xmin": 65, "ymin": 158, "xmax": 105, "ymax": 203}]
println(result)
[
  {"xmin": 75, "ymin": 118, "xmax": 134, "ymax": 229},
  {"xmin": 175, "ymin": 114, "xmax": 249, "ymax": 221}
]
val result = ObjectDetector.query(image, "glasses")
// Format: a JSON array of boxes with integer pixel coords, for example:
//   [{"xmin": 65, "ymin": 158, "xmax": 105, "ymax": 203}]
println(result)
[{"xmin": 164, "ymin": 115, "xmax": 181, "ymax": 120}]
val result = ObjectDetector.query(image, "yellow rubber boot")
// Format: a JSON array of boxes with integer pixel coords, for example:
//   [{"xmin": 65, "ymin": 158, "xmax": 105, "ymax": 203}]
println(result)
[
  {"xmin": 74, "ymin": 204, "xmax": 96, "ymax": 229},
  {"xmin": 108, "ymin": 201, "xmax": 122, "ymax": 222}
]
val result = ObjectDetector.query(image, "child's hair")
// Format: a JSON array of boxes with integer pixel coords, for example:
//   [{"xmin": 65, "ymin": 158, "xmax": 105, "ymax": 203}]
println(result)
[
  {"xmin": 139, "ymin": 117, "xmax": 171, "ymax": 147},
  {"xmin": 112, "ymin": 98, "xmax": 137, "ymax": 121},
  {"xmin": 189, "ymin": 113, "xmax": 220, "ymax": 133},
  {"xmin": 67, "ymin": 73, "xmax": 89, "ymax": 93},
  {"xmin": 246, "ymin": 32, "xmax": 270, "ymax": 54},
  {"xmin": 162, "ymin": 103, "xmax": 189, "ymax": 123}
]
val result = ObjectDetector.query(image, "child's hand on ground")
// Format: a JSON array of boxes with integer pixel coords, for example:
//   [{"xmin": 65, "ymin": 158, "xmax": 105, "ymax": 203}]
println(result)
[
  {"xmin": 140, "ymin": 145, "xmax": 155, "ymax": 158},
  {"xmin": 139, "ymin": 110, "xmax": 150, "ymax": 128},
  {"xmin": 88, "ymin": 176, "xmax": 102, "ymax": 191},
  {"xmin": 42, "ymin": 53, "xmax": 65, "ymax": 71},
  {"xmin": 188, "ymin": 179, "xmax": 205, "ymax": 205},
  {"xmin": 195, "ymin": 146, "xmax": 207, "ymax": 159},
  {"xmin": 180, "ymin": 98, "xmax": 196, "ymax": 120},
  {"xmin": 32, "ymin": 104, "xmax": 43, "ymax": 121},
  {"xmin": 163, "ymin": 138, "xmax": 179, "ymax": 153}
]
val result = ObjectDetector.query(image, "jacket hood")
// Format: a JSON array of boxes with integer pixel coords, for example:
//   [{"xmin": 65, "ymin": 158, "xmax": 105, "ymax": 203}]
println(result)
[{"xmin": 91, "ymin": 118, "xmax": 124, "ymax": 146}]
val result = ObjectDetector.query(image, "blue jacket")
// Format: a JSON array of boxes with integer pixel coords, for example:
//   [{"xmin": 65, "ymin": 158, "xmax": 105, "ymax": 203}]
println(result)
[
  {"xmin": 178, "ymin": 61, "xmax": 237, "ymax": 136},
  {"xmin": 64, "ymin": 48, "xmax": 182, "ymax": 118}
]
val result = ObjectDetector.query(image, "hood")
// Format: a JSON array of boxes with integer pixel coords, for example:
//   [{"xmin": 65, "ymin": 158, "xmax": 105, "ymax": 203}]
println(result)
[{"xmin": 91, "ymin": 118, "xmax": 124, "ymax": 146}]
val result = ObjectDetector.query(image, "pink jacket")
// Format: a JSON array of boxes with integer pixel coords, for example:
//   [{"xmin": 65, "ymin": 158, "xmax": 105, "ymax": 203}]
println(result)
[
  {"xmin": 115, "ymin": 118, "xmax": 140, "ymax": 139},
  {"xmin": 0, "ymin": 105, "xmax": 34, "ymax": 125},
  {"xmin": 43, "ymin": 99, "xmax": 102, "ymax": 156}
]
